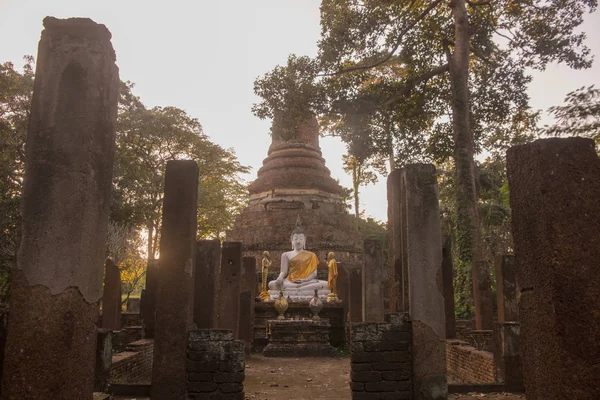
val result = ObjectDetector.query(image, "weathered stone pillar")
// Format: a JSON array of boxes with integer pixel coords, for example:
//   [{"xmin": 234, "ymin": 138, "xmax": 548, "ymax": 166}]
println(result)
[
  {"xmin": 387, "ymin": 169, "xmax": 408, "ymax": 312},
  {"xmin": 362, "ymin": 239, "xmax": 384, "ymax": 322},
  {"xmin": 217, "ymin": 242, "xmax": 242, "ymax": 338},
  {"xmin": 387, "ymin": 164, "xmax": 447, "ymax": 400},
  {"xmin": 1, "ymin": 17, "xmax": 118, "ymax": 400},
  {"xmin": 239, "ymin": 256, "xmax": 257, "ymax": 356},
  {"xmin": 493, "ymin": 322, "xmax": 523, "ymax": 392},
  {"xmin": 472, "ymin": 260, "xmax": 494, "ymax": 330},
  {"xmin": 495, "ymin": 255, "xmax": 518, "ymax": 322},
  {"xmin": 507, "ymin": 137, "xmax": 600, "ymax": 399},
  {"xmin": 151, "ymin": 160, "xmax": 198, "ymax": 400},
  {"xmin": 101, "ymin": 259, "xmax": 121, "ymax": 331},
  {"xmin": 194, "ymin": 240, "xmax": 221, "ymax": 329},
  {"xmin": 337, "ymin": 264, "xmax": 349, "ymax": 319},
  {"xmin": 442, "ymin": 237, "xmax": 456, "ymax": 338},
  {"xmin": 94, "ymin": 329, "xmax": 113, "ymax": 393},
  {"xmin": 348, "ymin": 268, "xmax": 363, "ymax": 322},
  {"xmin": 140, "ymin": 259, "xmax": 159, "ymax": 338}
]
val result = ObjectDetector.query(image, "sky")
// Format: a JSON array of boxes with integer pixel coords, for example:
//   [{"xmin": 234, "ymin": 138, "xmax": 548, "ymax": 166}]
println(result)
[{"xmin": 1, "ymin": 1, "xmax": 599, "ymax": 222}]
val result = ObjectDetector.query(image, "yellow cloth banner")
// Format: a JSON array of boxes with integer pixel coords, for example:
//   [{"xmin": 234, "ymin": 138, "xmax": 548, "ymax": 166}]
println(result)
[{"xmin": 287, "ymin": 250, "xmax": 319, "ymax": 282}]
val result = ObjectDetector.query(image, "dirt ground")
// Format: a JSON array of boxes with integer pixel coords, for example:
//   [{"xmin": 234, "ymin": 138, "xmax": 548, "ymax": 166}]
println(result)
[
  {"xmin": 114, "ymin": 355, "xmax": 525, "ymax": 400},
  {"xmin": 244, "ymin": 354, "xmax": 525, "ymax": 400}
]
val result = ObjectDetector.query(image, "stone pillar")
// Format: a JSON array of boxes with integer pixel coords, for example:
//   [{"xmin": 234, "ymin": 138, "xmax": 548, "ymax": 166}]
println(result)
[
  {"xmin": 362, "ymin": 239, "xmax": 384, "ymax": 323},
  {"xmin": 387, "ymin": 165, "xmax": 447, "ymax": 400},
  {"xmin": 472, "ymin": 261, "xmax": 494, "ymax": 331},
  {"xmin": 239, "ymin": 256, "xmax": 257, "ymax": 356},
  {"xmin": 495, "ymin": 255, "xmax": 518, "ymax": 322},
  {"xmin": 140, "ymin": 259, "xmax": 159, "ymax": 338},
  {"xmin": 493, "ymin": 322, "xmax": 523, "ymax": 392},
  {"xmin": 217, "ymin": 242, "xmax": 242, "ymax": 338},
  {"xmin": 348, "ymin": 268, "xmax": 363, "ymax": 322},
  {"xmin": 1, "ymin": 17, "xmax": 118, "ymax": 400},
  {"xmin": 194, "ymin": 240, "xmax": 221, "ymax": 329},
  {"xmin": 387, "ymin": 169, "xmax": 408, "ymax": 313},
  {"xmin": 151, "ymin": 160, "xmax": 198, "ymax": 400},
  {"xmin": 94, "ymin": 329, "xmax": 113, "ymax": 393},
  {"xmin": 507, "ymin": 137, "xmax": 600, "ymax": 399},
  {"xmin": 337, "ymin": 265, "xmax": 349, "ymax": 319},
  {"xmin": 101, "ymin": 259, "xmax": 122, "ymax": 331},
  {"xmin": 442, "ymin": 237, "xmax": 456, "ymax": 338}
]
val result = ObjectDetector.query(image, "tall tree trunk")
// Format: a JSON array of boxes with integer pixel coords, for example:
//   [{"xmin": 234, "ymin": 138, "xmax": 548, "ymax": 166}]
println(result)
[
  {"xmin": 353, "ymin": 162, "xmax": 360, "ymax": 221},
  {"xmin": 448, "ymin": 0, "xmax": 493, "ymax": 330}
]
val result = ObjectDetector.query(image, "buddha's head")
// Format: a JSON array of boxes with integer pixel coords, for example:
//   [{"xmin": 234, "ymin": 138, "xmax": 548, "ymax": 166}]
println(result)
[
  {"xmin": 327, "ymin": 252, "xmax": 335, "ymax": 261},
  {"xmin": 263, "ymin": 250, "xmax": 270, "ymax": 259},
  {"xmin": 291, "ymin": 233, "xmax": 306, "ymax": 251},
  {"xmin": 290, "ymin": 216, "xmax": 306, "ymax": 251}
]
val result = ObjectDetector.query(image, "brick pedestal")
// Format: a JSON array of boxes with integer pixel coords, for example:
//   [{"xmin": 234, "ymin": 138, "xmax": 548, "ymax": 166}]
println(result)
[
  {"xmin": 186, "ymin": 330, "xmax": 245, "ymax": 400},
  {"xmin": 349, "ymin": 313, "xmax": 412, "ymax": 399}
]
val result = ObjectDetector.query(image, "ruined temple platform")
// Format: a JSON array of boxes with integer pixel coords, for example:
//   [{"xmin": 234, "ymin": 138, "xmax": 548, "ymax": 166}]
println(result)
[
  {"xmin": 253, "ymin": 301, "xmax": 345, "ymax": 352},
  {"xmin": 263, "ymin": 319, "xmax": 334, "ymax": 357}
]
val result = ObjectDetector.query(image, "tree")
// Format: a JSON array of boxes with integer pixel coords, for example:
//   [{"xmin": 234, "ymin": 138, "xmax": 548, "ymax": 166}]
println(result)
[
  {"xmin": 342, "ymin": 153, "xmax": 386, "ymax": 221},
  {"xmin": 439, "ymin": 156, "xmax": 513, "ymax": 318},
  {"xmin": 0, "ymin": 57, "xmax": 34, "ymax": 302},
  {"xmin": 106, "ymin": 221, "xmax": 146, "ymax": 305},
  {"xmin": 253, "ymin": 0, "xmax": 594, "ymax": 329},
  {"xmin": 545, "ymin": 85, "xmax": 600, "ymax": 149},
  {"xmin": 1, "ymin": 62, "xmax": 250, "ymax": 302},
  {"xmin": 114, "ymin": 83, "xmax": 250, "ymax": 258}
]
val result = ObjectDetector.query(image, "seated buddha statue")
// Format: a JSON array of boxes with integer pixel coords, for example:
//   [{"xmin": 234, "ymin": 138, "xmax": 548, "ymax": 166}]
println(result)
[{"xmin": 267, "ymin": 221, "xmax": 329, "ymax": 301}]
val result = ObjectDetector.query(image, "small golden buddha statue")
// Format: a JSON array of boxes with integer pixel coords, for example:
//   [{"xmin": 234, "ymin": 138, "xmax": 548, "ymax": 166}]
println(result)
[
  {"xmin": 259, "ymin": 251, "xmax": 271, "ymax": 301},
  {"xmin": 326, "ymin": 252, "xmax": 339, "ymax": 302}
]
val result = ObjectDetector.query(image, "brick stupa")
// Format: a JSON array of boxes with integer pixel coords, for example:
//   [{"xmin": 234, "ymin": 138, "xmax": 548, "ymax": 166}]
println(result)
[{"xmin": 227, "ymin": 117, "xmax": 363, "ymax": 275}]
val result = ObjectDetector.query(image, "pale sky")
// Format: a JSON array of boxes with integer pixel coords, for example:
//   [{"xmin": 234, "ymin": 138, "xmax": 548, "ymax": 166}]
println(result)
[{"xmin": 1, "ymin": 1, "xmax": 599, "ymax": 222}]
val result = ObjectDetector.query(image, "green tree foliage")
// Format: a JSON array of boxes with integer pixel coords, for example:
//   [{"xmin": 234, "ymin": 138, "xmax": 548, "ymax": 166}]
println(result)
[
  {"xmin": 0, "ymin": 57, "xmax": 33, "ymax": 301},
  {"xmin": 439, "ymin": 157, "xmax": 513, "ymax": 318},
  {"xmin": 113, "ymin": 82, "xmax": 250, "ymax": 258},
  {"xmin": 106, "ymin": 221, "xmax": 147, "ymax": 304},
  {"xmin": 252, "ymin": 55, "xmax": 325, "ymax": 140},
  {"xmin": 342, "ymin": 153, "xmax": 386, "ymax": 221},
  {"xmin": 545, "ymin": 85, "xmax": 600, "ymax": 148},
  {"xmin": 253, "ymin": 0, "xmax": 594, "ymax": 326},
  {"xmin": 0, "ymin": 61, "xmax": 249, "ymax": 300}
]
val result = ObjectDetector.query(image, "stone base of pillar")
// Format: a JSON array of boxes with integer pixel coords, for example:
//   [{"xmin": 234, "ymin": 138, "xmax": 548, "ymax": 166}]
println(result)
[{"xmin": 493, "ymin": 322, "xmax": 523, "ymax": 392}]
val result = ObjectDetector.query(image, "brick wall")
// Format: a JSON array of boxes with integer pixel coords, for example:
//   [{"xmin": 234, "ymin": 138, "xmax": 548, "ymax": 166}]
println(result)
[
  {"xmin": 186, "ymin": 329, "xmax": 245, "ymax": 400},
  {"xmin": 110, "ymin": 339, "xmax": 153, "ymax": 383},
  {"xmin": 349, "ymin": 313, "xmax": 412, "ymax": 400},
  {"xmin": 112, "ymin": 326, "xmax": 144, "ymax": 352},
  {"xmin": 446, "ymin": 339, "xmax": 494, "ymax": 383}
]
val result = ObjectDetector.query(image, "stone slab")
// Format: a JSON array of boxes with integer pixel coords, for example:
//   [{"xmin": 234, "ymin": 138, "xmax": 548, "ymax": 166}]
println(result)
[
  {"xmin": 507, "ymin": 137, "xmax": 600, "ymax": 399},
  {"xmin": 194, "ymin": 240, "xmax": 221, "ymax": 329},
  {"xmin": 1, "ymin": 16, "xmax": 118, "ymax": 400},
  {"xmin": 151, "ymin": 160, "xmax": 198, "ymax": 400},
  {"xmin": 217, "ymin": 242, "xmax": 242, "ymax": 338}
]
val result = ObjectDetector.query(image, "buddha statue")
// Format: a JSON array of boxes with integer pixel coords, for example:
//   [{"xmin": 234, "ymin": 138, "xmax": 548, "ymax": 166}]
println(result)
[{"xmin": 267, "ymin": 220, "xmax": 329, "ymax": 301}]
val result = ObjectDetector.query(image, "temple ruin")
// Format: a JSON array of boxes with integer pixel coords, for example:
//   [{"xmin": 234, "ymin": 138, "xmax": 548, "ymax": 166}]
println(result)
[{"xmin": 227, "ymin": 117, "xmax": 363, "ymax": 274}]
